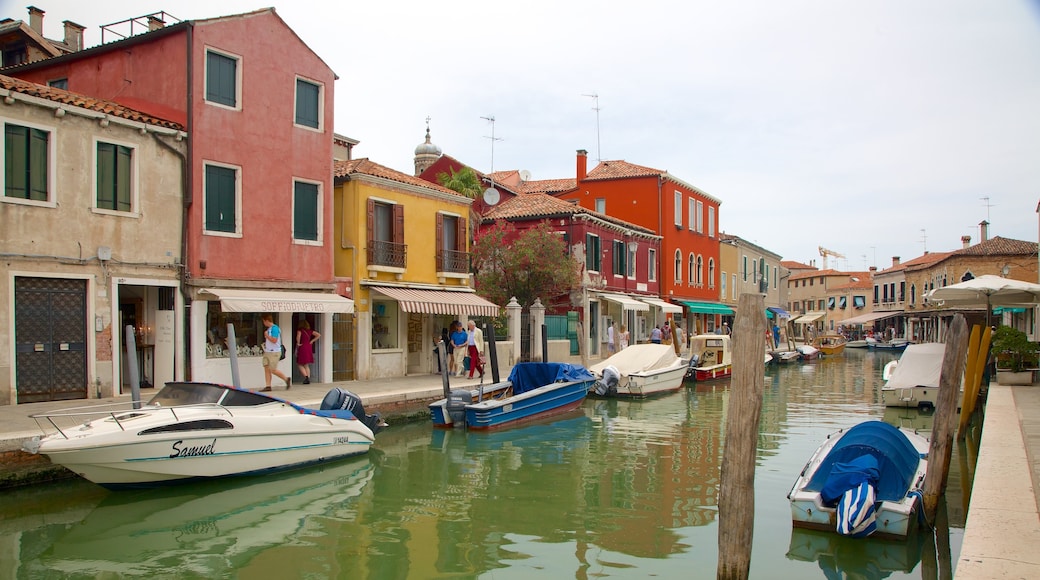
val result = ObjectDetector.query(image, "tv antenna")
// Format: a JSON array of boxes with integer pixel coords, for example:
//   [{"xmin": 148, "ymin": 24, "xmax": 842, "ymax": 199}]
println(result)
[
  {"xmin": 582, "ymin": 93, "xmax": 601, "ymax": 162},
  {"xmin": 920, "ymin": 229, "xmax": 927, "ymax": 253},
  {"xmin": 980, "ymin": 196, "xmax": 994, "ymax": 223},
  {"xmin": 481, "ymin": 115, "xmax": 503, "ymax": 205}
]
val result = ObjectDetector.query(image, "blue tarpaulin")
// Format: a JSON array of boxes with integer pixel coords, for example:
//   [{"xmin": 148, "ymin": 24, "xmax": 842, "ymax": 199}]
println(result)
[
  {"xmin": 805, "ymin": 421, "xmax": 922, "ymax": 502},
  {"xmin": 507, "ymin": 363, "xmax": 594, "ymax": 395}
]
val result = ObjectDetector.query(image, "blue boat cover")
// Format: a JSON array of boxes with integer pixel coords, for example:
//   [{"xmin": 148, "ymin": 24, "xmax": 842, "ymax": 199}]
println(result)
[
  {"xmin": 805, "ymin": 421, "xmax": 922, "ymax": 503},
  {"xmin": 507, "ymin": 362, "xmax": 594, "ymax": 396}
]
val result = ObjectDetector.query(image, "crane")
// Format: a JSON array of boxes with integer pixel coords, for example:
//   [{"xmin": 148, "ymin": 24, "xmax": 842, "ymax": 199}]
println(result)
[{"xmin": 818, "ymin": 246, "xmax": 845, "ymax": 270}]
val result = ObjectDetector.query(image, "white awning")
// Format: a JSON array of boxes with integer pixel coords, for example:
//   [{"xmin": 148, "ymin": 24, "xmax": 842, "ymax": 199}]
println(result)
[
  {"xmin": 637, "ymin": 296, "xmax": 683, "ymax": 314},
  {"xmin": 841, "ymin": 311, "xmax": 902, "ymax": 326},
  {"xmin": 200, "ymin": 288, "xmax": 354, "ymax": 313},
  {"xmin": 372, "ymin": 286, "xmax": 499, "ymax": 317},
  {"xmin": 792, "ymin": 312, "xmax": 825, "ymax": 324},
  {"xmin": 598, "ymin": 293, "xmax": 650, "ymax": 312}
]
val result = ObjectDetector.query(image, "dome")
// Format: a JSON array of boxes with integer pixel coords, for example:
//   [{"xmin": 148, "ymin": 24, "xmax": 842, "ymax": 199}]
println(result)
[{"xmin": 414, "ymin": 126, "xmax": 442, "ymax": 156}]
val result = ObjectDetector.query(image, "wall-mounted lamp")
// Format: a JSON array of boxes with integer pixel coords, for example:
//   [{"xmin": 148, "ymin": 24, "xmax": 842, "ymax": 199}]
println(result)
[{"xmin": 1001, "ymin": 264, "xmax": 1011, "ymax": 277}]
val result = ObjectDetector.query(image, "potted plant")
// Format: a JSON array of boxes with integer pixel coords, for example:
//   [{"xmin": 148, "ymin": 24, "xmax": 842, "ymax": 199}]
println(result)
[{"xmin": 991, "ymin": 326, "xmax": 1038, "ymax": 385}]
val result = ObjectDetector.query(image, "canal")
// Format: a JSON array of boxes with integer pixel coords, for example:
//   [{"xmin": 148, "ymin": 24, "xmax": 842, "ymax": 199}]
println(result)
[{"xmin": 1, "ymin": 347, "xmax": 976, "ymax": 578}]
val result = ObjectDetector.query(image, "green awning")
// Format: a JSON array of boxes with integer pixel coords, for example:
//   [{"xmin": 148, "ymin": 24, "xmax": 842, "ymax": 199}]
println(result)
[
  {"xmin": 993, "ymin": 307, "xmax": 1027, "ymax": 314},
  {"xmin": 681, "ymin": 301, "xmax": 734, "ymax": 315}
]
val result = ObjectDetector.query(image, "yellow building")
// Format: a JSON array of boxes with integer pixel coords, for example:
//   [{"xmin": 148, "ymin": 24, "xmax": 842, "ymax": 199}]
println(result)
[{"xmin": 334, "ymin": 159, "xmax": 498, "ymax": 379}]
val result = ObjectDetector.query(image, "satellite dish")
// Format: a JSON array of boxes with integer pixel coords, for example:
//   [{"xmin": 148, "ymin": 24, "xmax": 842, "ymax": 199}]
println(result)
[
  {"xmin": 519, "ymin": 169, "xmax": 532, "ymax": 182},
  {"xmin": 482, "ymin": 187, "xmax": 500, "ymax": 205}
]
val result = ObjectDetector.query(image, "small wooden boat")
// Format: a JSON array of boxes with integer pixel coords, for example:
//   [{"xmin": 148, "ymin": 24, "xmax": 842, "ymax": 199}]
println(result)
[
  {"xmin": 788, "ymin": 421, "xmax": 929, "ymax": 539},
  {"xmin": 27, "ymin": 382, "xmax": 383, "ymax": 489},
  {"xmin": 429, "ymin": 362, "xmax": 596, "ymax": 430},
  {"xmin": 589, "ymin": 344, "xmax": 687, "ymax": 398},
  {"xmin": 796, "ymin": 344, "xmax": 820, "ymax": 360},
  {"xmin": 685, "ymin": 334, "xmax": 732, "ymax": 381},
  {"xmin": 845, "ymin": 339, "xmax": 870, "ymax": 349},
  {"xmin": 813, "ymin": 333, "xmax": 847, "ymax": 356},
  {"xmin": 880, "ymin": 343, "xmax": 948, "ymax": 409},
  {"xmin": 870, "ymin": 338, "xmax": 910, "ymax": 352},
  {"xmin": 770, "ymin": 350, "xmax": 801, "ymax": 364}
]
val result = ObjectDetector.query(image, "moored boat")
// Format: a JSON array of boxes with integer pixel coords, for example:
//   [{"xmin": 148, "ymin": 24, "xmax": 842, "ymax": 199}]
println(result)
[
  {"xmin": 685, "ymin": 334, "xmax": 732, "ymax": 381},
  {"xmin": 788, "ymin": 421, "xmax": 929, "ymax": 539},
  {"xmin": 871, "ymin": 338, "xmax": 910, "ymax": 352},
  {"xmin": 27, "ymin": 382, "xmax": 383, "ymax": 489},
  {"xmin": 588, "ymin": 343, "xmax": 687, "ymax": 398},
  {"xmin": 880, "ymin": 342, "xmax": 948, "ymax": 409},
  {"xmin": 813, "ymin": 333, "xmax": 847, "ymax": 356},
  {"xmin": 429, "ymin": 362, "xmax": 595, "ymax": 430}
]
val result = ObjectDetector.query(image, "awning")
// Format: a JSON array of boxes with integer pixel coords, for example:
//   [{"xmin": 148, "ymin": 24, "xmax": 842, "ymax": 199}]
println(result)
[
  {"xmin": 372, "ymin": 286, "xmax": 499, "ymax": 317},
  {"xmin": 840, "ymin": 311, "xmax": 902, "ymax": 326},
  {"xmin": 681, "ymin": 301, "xmax": 735, "ymax": 315},
  {"xmin": 792, "ymin": 312, "xmax": 825, "ymax": 324},
  {"xmin": 200, "ymin": 288, "xmax": 354, "ymax": 313},
  {"xmin": 767, "ymin": 306, "xmax": 791, "ymax": 319},
  {"xmin": 637, "ymin": 296, "xmax": 683, "ymax": 314},
  {"xmin": 598, "ymin": 293, "xmax": 650, "ymax": 312}
]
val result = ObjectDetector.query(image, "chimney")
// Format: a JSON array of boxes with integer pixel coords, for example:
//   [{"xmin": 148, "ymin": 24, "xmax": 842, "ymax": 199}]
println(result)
[
  {"xmin": 147, "ymin": 15, "xmax": 165, "ymax": 31},
  {"xmin": 869, "ymin": 266, "xmax": 877, "ymax": 273},
  {"xmin": 63, "ymin": 20, "xmax": 85, "ymax": 51},
  {"xmin": 27, "ymin": 6, "xmax": 44, "ymax": 34},
  {"xmin": 961, "ymin": 235, "xmax": 971, "ymax": 249},
  {"xmin": 979, "ymin": 220, "xmax": 989, "ymax": 242},
  {"xmin": 891, "ymin": 256, "xmax": 900, "ymax": 267},
  {"xmin": 576, "ymin": 149, "xmax": 588, "ymax": 181}
]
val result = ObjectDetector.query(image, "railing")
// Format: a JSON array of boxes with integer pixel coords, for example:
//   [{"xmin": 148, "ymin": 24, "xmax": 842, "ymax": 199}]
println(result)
[
  {"xmin": 437, "ymin": 249, "xmax": 470, "ymax": 274},
  {"xmin": 29, "ymin": 402, "xmax": 235, "ymax": 440},
  {"xmin": 368, "ymin": 240, "xmax": 407, "ymax": 268}
]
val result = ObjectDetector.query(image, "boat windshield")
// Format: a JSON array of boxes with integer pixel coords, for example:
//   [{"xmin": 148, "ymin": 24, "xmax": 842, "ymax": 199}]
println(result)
[{"xmin": 147, "ymin": 382, "xmax": 228, "ymax": 407}]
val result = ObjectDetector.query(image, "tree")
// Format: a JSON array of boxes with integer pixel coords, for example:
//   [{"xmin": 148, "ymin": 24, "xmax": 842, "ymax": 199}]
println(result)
[
  {"xmin": 472, "ymin": 221, "xmax": 582, "ymax": 309},
  {"xmin": 436, "ymin": 166, "xmax": 482, "ymax": 199}
]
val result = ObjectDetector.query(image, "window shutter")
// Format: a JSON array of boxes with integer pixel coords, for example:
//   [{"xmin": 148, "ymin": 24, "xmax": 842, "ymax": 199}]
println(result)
[
  {"xmin": 115, "ymin": 144, "xmax": 131, "ymax": 211},
  {"xmin": 393, "ymin": 203, "xmax": 404, "ymax": 244},
  {"xmin": 29, "ymin": 128, "xmax": 48, "ymax": 201},
  {"xmin": 97, "ymin": 143, "xmax": 115, "ymax": 208},
  {"xmin": 366, "ymin": 198, "xmax": 375, "ymax": 243},
  {"xmin": 435, "ymin": 212, "xmax": 444, "ymax": 257},
  {"xmin": 458, "ymin": 216, "xmax": 467, "ymax": 252}
]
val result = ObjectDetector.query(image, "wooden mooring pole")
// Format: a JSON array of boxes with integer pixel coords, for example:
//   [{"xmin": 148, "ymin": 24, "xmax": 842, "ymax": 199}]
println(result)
[
  {"xmin": 959, "ymin": 325, "xmax": 991, "ymax": 438},
  {"xmin": 717, "ymin": 293, "xmax": 767, "ymax": 580},
  {"xmin": 922, "ymin": 314, "xmax": 969, "ymax": 522}
]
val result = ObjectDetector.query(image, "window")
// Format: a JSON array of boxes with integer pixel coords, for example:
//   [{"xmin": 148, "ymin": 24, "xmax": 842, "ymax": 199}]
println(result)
[
  {"xmin": 839, "ymin": 296, "xmax": 847, "ymax": 309},
  {"xmin": 731, "ymin": 274, "xmax": 737, "ymax": 299},
  {"xmin": 827, "ymin": 297, "xmax": 836, "ymax": 309},
  {"xmin": 873, "ymin": 285, "xmax": 879, "ymax": 304},
  {"xmin": 205, "ymin": 303, "xmax": 264, "ymax": 359},
  {"xmin": 899, "ymin": 281, "xmax": 905, "ymax": 302},
  {"xmin": 96, "ymin": 141, "xmax": 134, "ymax": 212},
  {"xmin": 688, "ymin": 198, "xmax": 695, "ymax": 231},
  {"xmin": 4, "ymin": 122, "xmax": 50, "ymax": 202},
  {"xmin": 708, "ymin": 258, "xmax": 715, "ymax": 288},
  {"xmin": 708, "ymin": 206, "xmax": 715, "ymax": 237},
  {"xmin": 721, "ymin": 270, "xmax": 727, "ymax": 297},
  {"xmin": 687, "ymin": 254, "xmax": 695, "ymax": 284},
  {"xmin": 818, "ymin": 300, "xmax": 825, "ymax": 310},
  {"xmin": 742, "ymin": 255, "xmax": 748, "ymax": 282},
  {"xmin": 627, "ymin": 243, "xmax": 636, "ymax": 278},
  {"xmin": 48, "ymin": 78, "xmax": 68, "ymax": 90},
  {"xmin": 595, "ymin": 198, "xmax": 605, "ymax": 213},
  {"xmin": 437, "ymin": 213, "xmax": 468, "ymax": 273},
  {"xmin": 2, "ymin": 43, "xmax": 27, "ymax": 67},
  {"xmin": 368, "ymin": 199, "xmax": 405, "ymax": 267},
  {"xmin": 204, "ymin": 163, "xmax": 239, "ymax": 234},
  {"xmin": 674, "ymin": 191, "xmax": 682, "ymax": 226},
  {"xmin": 205, "ymin": 49, "xmax": 239, "ymax": 108},
  {"xmin": 293, "ymin": 180, "xmax": 320, "ymax": 242},
  {"xmin": 586, "ymin": 234, "xmax": 601, "ymax": 272},
  {"xmin": 648, "ymin": 248, "xmax": 656, "ymax": 281},
  {"xmin": 612, "ymin": 239, "xmax": 626, "ymax": 276},
  {"xmin": 696, "ymin": 255, "xmax": 703, "ymax": 286},
  {"xmin": 674, "ymin": 249, "xmax": 682, "ymax": 282},
  {"xmin": 696, "ymin": 201, "xmax": 704, "ymax": 233},
  {"xmin": 371, "ymin": 300, "xmax": 399, "ymax": 349},
  {"xmin": 295, "ymin": 78, "xmax": 321, "ymax": 129}
]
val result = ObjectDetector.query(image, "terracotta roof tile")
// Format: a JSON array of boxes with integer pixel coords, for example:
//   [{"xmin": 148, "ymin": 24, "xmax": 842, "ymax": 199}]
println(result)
[
  {"xmin": 0, "ymin": 73, "xmax": 184, "ymax": 130},
  {"xmin": 790, "ymin": 269, "xmax": 871, "ymax": 281},
  {"xmin": 879, "ymin": 251, "xmax": 953, "ymax": 274},
  {"xmin": 334, "ymin": 158, "xmax": 466, "ymax": 197},
  {"xmin": 586, "ymin": 159, "xmax": 665, "ymax": 180},
  {"xmin": 483, "ymin": 192, "xmax": 655, "ymax": 235},
  {"xmin": 781, "ymin": 260, "xmax": 816, "ymax": 270},
  {"xmin": 515, "ymin": 178, "xmax": 576, "ymax": 195},
  {"xmin": 954, "ymin": 236, "xmax": 1037, "ymax": 257}
]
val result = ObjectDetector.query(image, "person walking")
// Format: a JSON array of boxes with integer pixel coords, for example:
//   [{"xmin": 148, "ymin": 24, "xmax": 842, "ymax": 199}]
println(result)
[
  {"xmin": 295, "ymin": 320, "xmax": 320, "ymax": 384},
  {"xmin": 451, "ymin": 321, "xmax": 468, "ymax": 377},
  {"xmin": 607, "ymin": 323, "xmax": 616, "ymax": 354},
  {"xmin": 261, "ymin": 314, "xmax": 291, "ymax": 391},
  {"xmin": 618, "ymin": 324, "xmax": 630, "ymax": 350},
  {"xmin": 650, "ymin": 325, "xmax": 662, "ymax": 344},
  {"xmin": 466, "ymin": 320, "xmax": 485, "ymax": 379}
]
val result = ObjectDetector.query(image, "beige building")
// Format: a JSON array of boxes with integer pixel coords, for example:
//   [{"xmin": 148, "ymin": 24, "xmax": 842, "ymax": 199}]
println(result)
[
  {"xmin": 1, "ymin": 74, "xmax": 186, "ymax": 404},
  {"xmin": 787, "ymin": 268, "xmax": 872, "ymax": 336},
  {"xmin": 719, "ymin": 233, "xmax": 786, "ymax": 324}
]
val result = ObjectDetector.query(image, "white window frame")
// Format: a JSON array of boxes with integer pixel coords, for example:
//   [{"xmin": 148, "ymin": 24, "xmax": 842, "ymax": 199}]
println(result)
[
  {"xmin": 1, "ymin": 117, "xmax": 58, "ymax": 208},
  {"xmin": 92, "ymin": 136, "xmax": 139, "ymax": 217},
  {"xmin": 688, "ymin": 198, "xmax": 695, "ymax": 231},
  {"xmin": 688, "ymin": 253, "xmax": 695, "ymax": 285},
  {"xmin": 674, "ymin": 190, "xmax": 682, "ymax": 227},
  {"xmin": 291, "ymin": 176, "xmax": 323, "ymax": 246},
  {"xmin": 204, "ymin": 46, "xmax": 243, "ymax": 111},
  {"xmin": 202, "ymin": 159, "xmax": 243, "ymax": 238},
  {"xmin": 708, "ymin": 258, "xmax": 715, "ymax": 289},
  {"xmin": 708, "ymin": 206, "xmax": 715, "ymax": 237},
  {"xmin": 648, "ymin": 248, "xmax": 657, "ymax": 281},
  {"xmin": 731, "ymin": 274, "xmax": 737, "ymax": 299},
  {"xmin": 696, "ymin": 200, "xmax": 704, "ymax": 233},
  {"xmin": 293, "ymin": 75, "xmax": 325, "ymax": 132},
  {"xmin": 674, "ymin": 249, "xmax": 682, "ymax": 283},
  {"xmin": 595, "ymin": 198, "xmax": 606, "ymax": 214},
  {"xmin": 627, "ymin": 242, "xmax": 637, "ymax": 279},
  {"xmin": 721, "ymin": 269, "xmax": 727, "ymax": 298}
]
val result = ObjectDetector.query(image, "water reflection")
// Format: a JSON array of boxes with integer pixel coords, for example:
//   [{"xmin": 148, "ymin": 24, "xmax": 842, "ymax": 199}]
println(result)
[{"xmin": 787, "ymin": 527, "xmax": 927, "ymax": 579}]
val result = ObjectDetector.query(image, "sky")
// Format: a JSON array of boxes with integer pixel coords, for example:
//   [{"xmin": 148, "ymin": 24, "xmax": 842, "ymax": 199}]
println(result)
[{"xmin": 14, "ymin": 0, "xmax": 1040, "ymax": 270}]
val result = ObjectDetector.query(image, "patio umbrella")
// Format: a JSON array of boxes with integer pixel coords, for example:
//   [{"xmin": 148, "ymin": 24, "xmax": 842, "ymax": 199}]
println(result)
[{"xmin": 925, "ymin": 275, "xmax": 1040, "ymax": 326}]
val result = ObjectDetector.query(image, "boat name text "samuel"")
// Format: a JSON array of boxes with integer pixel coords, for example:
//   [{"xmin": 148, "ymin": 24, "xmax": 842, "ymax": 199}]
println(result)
[{"xmin": 170, "ymin": 439, "xmax": 217, "ymax": 458}]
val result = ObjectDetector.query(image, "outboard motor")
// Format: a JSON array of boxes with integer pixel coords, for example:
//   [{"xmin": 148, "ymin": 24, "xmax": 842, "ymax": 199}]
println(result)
[
  {"xmin": 320, "ymin": 388, "xmax": 387, "ymax": 434},
  {"xmin": 592, "ymin": 365, "xmax": 620, "ymax": 396},
  {"xmin": 446, "ymin": 389, "xmax": 470, "ymax": 426}
]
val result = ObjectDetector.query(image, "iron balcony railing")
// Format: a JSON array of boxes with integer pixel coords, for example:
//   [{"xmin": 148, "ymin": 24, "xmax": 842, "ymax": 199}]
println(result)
[
  {"xmin": 437, "ymin": 249, "xmax": 470, "ymax": 274},
  {"xmin": 368, "ymin": 240, "xmax": 407, "ymax": 268}
]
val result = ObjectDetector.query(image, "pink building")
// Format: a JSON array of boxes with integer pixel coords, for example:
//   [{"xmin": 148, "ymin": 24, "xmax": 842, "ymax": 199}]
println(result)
[{"xmin": 7, "ymin": 9, "xmax": 351, "ymax": 386}]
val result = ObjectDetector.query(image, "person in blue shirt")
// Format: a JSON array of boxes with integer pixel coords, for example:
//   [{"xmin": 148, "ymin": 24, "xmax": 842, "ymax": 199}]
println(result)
[
  {"xmin": 261, "ymin": 313, "xmax": 291, "ymax": 391},
  {"xmin": 450, "ymin": 321, "xmax": 468, "ymax": 377}
]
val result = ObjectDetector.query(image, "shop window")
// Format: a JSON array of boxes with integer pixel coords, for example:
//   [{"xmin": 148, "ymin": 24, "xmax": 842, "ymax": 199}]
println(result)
[
  {"xmin": 372, "ymin": 300, "xmax": 399, "ymax": 349},
  {"xmin": 206, "ymin": 302, "xmax": 264, "ymax": 358}
]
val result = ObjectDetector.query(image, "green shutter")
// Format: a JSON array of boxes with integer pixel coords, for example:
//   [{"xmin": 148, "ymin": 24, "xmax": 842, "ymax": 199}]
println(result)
[
  {"xmin": 115, "ymin": 144, "xmax": 131, "ymax": 211},
  {"xmin": 205, "ymin": 165, "xmax": 236, "ymax": 232},
  {"xmin": 293, "ymin": 181, "xmax": 319, "ymax": 240},
  {"xmin": 29, "ymin": 128, "xmax": 47, "ymax": 200},
  {"xmin": 295, "ymin": 80, "xmax": 320, "ymax": 128},
  {"xmin": 4, "ymin": 124, "xmax": 48, "ymax": 200},
  {"xmin": 97, "ymin": 142, "xmax": 115, "ymax": 209},
  {"xmin": 206, "ymin": 51, "xmax": 237, "ymax": 107}
]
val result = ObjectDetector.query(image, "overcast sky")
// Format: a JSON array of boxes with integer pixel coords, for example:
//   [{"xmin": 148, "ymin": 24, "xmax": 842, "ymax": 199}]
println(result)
[{"xmin": 22, "ymin": 0, "xmax": 1040, "ymax": 269}]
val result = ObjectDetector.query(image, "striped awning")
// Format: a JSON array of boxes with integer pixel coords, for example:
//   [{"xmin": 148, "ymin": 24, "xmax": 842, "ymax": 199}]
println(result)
[
  {"xmin": 201, "ymin": 288, "xmax": 354, "ymax": 313},
  {"xmin": 598, "ymin": 293, "xmax": 650, "ymax": 312},
  {"xmin": 371, "ymin": 286, "xmax": 499, "ymax": 317},
  {"xmin": 793, "ymin": 312, "xmax": 825, "ymax": 324},
  {"xmin": 681, "ymin": 301, "xmax": 734, "ymax": 315},
  {"xmin": 841, "ymin": 311, "xmax": 902, "ymax": 326},
  {"xmin": 637, "ymin": 296, "xmax": 683, "ymax": 314}
]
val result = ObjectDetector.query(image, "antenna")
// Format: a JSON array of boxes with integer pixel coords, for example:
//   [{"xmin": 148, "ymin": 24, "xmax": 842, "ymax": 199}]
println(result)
[
  {"xmin": 480, "ymin": 115, "xmax": 502, "ymax": 176},
  {"xmin": 920, "ymin": 229, "xmax": 927, "ymax": 253},
  {"xmin": 980, "ymin": 196, "xmax": 994, "ymax": 223},
  {"xmin": 582, "ymin": 93, "xmax": 601, "ymax": 162}
]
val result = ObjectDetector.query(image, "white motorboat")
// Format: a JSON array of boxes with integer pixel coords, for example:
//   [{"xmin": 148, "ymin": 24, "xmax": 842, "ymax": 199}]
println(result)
[
  {"xmin": 788, "ymin": 421, "xmax": 929, "ymax": 539},
  {"xmin": 686, "ymin": 334, "xmax": 733, "ymax": 381},
  {"xmin": 27, "ymin": 382, "xmax": 383, "ymax": 489},
  {"xmin": 880, "ymin": 343, "xmax": 947, "ymax": 409},
  {"xmin": 588, "ymin": 343, "xmax": 688, "ymax": 397}
]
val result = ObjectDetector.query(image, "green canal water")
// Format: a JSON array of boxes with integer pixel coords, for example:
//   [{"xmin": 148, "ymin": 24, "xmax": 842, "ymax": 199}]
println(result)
[{"xmin": 0, "ymin": 348, "xmax": 976, "ymax": 579}]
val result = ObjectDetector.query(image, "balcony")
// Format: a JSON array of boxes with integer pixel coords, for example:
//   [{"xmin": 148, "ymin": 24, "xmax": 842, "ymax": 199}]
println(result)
[
  {"xmin": 437, "ymin": 249, "xmax": 470, "ymax": 275},
  {"xmin": 368, "ymin": 240, "xmax": 407, "ymax": 280}
]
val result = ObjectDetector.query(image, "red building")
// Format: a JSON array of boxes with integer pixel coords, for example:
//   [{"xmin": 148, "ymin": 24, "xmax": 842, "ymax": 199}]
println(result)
[
  {"xmin": 556, "ymin": 150, "xmax": 724, "ymax": 333},
  {"xmin": 6, "ymin": 9, "xmax": 350, "ymax": 386}
]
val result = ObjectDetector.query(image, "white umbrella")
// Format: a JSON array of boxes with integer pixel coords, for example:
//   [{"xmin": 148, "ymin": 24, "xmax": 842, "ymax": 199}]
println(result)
[{"xmin": 926, "ymin": 275, "xmax": 1040, "ymax": 326}]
